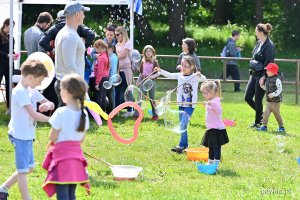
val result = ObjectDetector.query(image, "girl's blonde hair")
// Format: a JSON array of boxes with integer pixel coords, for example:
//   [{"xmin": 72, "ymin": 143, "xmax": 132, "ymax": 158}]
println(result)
[
  {"xmin": 182, "ymin": 55, "xmax": 196, "ymax": 72},
  {"xmin": 200, "ymin": 80, "xmax": 222, "ymax": 98},
  {"xmin": 60, "ymin": 74, "xmax": 88, "ymax": 132},
  {"xmin": 142, "ymin": 45, "xmax": 156, "ymax": 63},
  {"xmin": 115, "ymin": 26, "xmax": 129, "ymax": 43}
]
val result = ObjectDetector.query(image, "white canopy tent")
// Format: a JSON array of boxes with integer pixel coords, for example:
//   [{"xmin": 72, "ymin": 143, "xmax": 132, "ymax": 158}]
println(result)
[{"xmin": 0, "ymin": 0, "xmax": 135, "ymax": 109}]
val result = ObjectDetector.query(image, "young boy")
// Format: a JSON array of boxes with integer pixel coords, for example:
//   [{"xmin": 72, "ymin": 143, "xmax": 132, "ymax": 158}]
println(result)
[
  {"xmin": 0, "ymin": 59, "xmax": 55, "ymax": 200},
  {"xmin": 257, "ymin": 63, "xmax": 285, "ymax": 132}
]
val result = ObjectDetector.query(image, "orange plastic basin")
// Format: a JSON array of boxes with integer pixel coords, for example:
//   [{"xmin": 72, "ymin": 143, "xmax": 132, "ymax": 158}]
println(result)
[{"xmin": 185, "ymin": 147, "xmax": 209, "ymax": 161}]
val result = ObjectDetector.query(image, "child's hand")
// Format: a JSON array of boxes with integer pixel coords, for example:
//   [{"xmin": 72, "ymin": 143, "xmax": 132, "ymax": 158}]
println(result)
[
  {"xmin": 95, "ymin": 85, "xmax": 99, "ymax": 90},
  {"xmin": 196, "ymin": 71, "xmax": 202, "ymax": 77},
  {"xmin": 176, "ymin": 65, "xmax": 182, "ymax": 72},
  {"xmin": 95, "ymin": 54, "xmax": 100, "ymax": 58},
  {"xmin": 259, "ymin": 77, "xmax": 265, "ymax": 86},
  {"xmin": 203, "ymin": 101, "xmax": 211, "ymax": 106},
  {"xmin": 46, "ymin": 141, "xmax": 54, "ymax": 150},
  {"xmin": 153, "ymin": 67, "xmax": 160, "ymax": 72},
  {"xmin": 39, "ymin": 102, "xmax": 55, "ymax": 112},
  {"xmin": 268, "ymin": 93, "xmax": 274, "ymax": 98}
]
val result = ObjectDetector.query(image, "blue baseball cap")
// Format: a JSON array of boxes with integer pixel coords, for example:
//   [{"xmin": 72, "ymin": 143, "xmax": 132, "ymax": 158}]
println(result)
[{"xmin": 64, "ymin": 2, "xmax": 90, "ymax": 16}]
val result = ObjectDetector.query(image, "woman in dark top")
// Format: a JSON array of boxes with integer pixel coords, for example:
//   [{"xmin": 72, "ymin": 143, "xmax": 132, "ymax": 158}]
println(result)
[
  {"xmin": 245, "ymin": 23, "xmax": 275, "ymax": 128},
  {"xmin": 0, "ymin": 18, "xmax": 17, "ymax": 111}
]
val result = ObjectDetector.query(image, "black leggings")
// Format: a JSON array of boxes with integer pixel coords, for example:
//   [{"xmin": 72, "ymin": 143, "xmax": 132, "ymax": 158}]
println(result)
[
  {"xmin": 209, "ymin": 146, "xmax": 221, "ymax": 160},
  {"xmin": 244, "ymin": 75, "xmax": 265, "ymax": 124},
  {"xmin": 56, "ymin": 184, "xmax": 77, "ymax": 200},
  {"xmin": 95, "ymin": 77, "xmax": 109, "ymax": 111},
  {"xmin": 0, "ymin": 67, "xmax": 10, "ymax": 108}
]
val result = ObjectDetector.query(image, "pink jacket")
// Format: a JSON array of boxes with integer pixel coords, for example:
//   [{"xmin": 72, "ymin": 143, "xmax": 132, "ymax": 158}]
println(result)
[
  {"xmin": 94, "ymin": 52, "xmax": 110, "ymax": 86},
  {"xmin": 205, "ymin": 97, "xmax": 226, "ymax": 130},
  {"xmin": 42, "ymin": 141, "xmax": 90, "ymax": 197}
]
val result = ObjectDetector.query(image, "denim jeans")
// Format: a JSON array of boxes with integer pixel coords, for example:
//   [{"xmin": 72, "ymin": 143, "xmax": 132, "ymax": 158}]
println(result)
[
  {"xmin": 178, "ymin": 106, "xmax": 194, "ymax": 148},
  {"xmin": 56, "ymin": 184, "xmax": 77, "ymax": 200},
  {"xmin": 209, "ymin": 146, "xmax": 221, "ymax": 160}
]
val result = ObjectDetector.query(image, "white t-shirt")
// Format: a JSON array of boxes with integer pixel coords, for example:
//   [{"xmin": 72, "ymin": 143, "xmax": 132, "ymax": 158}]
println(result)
[
  {"xmin": 49, "ymin": 106, "xmax": 89, "ymax": 143},
  {"xmin": 159, "ymin": 70, "xmax": 206, "ymax": 108},
  {"xmin": 8, "ymin": 82, "xmax": 45, "ymax": 140}
]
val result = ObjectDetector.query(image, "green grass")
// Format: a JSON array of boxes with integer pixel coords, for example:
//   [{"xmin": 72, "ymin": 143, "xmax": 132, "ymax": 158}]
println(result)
[{"xmin": 0, "ymin": 82, "xmax": 299, "ymax": 200}]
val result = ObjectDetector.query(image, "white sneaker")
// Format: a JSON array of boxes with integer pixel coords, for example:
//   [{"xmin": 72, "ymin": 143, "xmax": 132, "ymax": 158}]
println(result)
[{"xmin": 121, "ymin": 111, "xmax": 134, "ymax": 118}]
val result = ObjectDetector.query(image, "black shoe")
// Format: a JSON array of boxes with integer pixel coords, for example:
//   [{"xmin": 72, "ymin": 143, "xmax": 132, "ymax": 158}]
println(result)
[
  {"xmin": 0, "ymin": 192, "xmax": 8, "ymax": 200},
  {"xmin": 248, "ymin": 123, "xmax": 261, "ymax": 129},
  {"xmin": 171, "ymin": 146, "xmax": 186, "ymax": 154},
  {"xmin": 234, "ymin": 89, "xmax": 241, "ymax": 92}
]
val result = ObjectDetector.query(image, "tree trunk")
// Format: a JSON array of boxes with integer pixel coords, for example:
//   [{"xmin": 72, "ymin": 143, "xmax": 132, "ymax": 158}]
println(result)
[
  {"xmin": 134, "ymin": 14, "xmax": 154, "ymax": 42},
  {"xmin": 168, "ymin": 0, "xmax": 186, "ymax": 44},
  {"xmin": 255, "ymin": 0, "xmax": 264, "ymax": 23},
  {"xmin": 213, "ymin": 0, "xmax": 235, "ymax": 24}
]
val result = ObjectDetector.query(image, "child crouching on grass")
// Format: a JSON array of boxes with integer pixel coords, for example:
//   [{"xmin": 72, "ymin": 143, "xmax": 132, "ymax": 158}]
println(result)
[
  {"xmin": 42, "ymin": 74, "xmax": 90, "ymax": 200},
  {"xmin": 155, "ymin": 55, "xmax": 206, "ymax": 153},
  {"xmin": 200, "ymin": 80, "xmax": 229, "ymax": 167},
  {"xmin": 0, "ymin": 59, "xmax": 55, "ymax": 200}
]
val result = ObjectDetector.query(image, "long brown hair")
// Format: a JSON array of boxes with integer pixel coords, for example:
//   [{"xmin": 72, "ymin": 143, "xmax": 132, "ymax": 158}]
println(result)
[
  {"xmin": 0, "ymin": 18, "xmax": 15, "ymax": 42},
  {"xmin": 93, "ymin": 39, "xmax": 110, "ymax": 68},
  {"xmin": 60, "ymin": 74, "xmax": 88, "ymax": 132}
]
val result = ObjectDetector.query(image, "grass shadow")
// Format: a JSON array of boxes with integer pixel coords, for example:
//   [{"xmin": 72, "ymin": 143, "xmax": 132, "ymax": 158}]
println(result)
[{"xmin": 218, "ymin": 169, "xmax": 240, "ymax": 177}]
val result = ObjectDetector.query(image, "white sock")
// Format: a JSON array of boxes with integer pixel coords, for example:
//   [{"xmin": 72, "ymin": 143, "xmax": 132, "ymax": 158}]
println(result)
[
  {"xmin": 214, "ymin": 160, "xmax": 220, "ymax": 165},
  {"xmin": 0, "ymin": 184, "xmax": 8, "ymax": 193},
  {"xmin": 207, "ymin": 159, "xmax": 214, "ymax": 164}
]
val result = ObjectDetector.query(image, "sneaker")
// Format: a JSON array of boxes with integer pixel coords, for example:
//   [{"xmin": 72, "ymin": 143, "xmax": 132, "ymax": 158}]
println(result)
[
  {"xmin": 257, "ymin": 126, "xmax": 267, "ymax": 132},
  {"xmin": 121, "ymin": 111, "xmax": 134, "ymax": 118},
  {"xmin": 151, "ymin": 116, "xmax": 158, "ymax": 121},
  {"xmin": 171, "ymin": 146, "xmax": 186, "ymax": 154},
  {"xmin": 277, "ymin": 127, "xmax": 286, "ymax": 132},
  {"xmin": 234, "ymin": 89, "xmax": 241, "ymax": 92},
  {"xmin": 249, "ymin": 123, "xmax": 261, "ymax": 129},
  {"xmin": 0, "ymin": 192, "xmax": 8, "ymax": 200}
]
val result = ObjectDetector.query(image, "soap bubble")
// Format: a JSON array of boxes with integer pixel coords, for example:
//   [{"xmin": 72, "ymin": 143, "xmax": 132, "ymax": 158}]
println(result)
[
  {"xmin": 130, "ymin": 49, "xmax": 141, "ymax": 62},
  {"xmin": 164, "ymin": 109, "xmax": 190, "ymax": 134},
  {"xmin": 103, "ymin": 81, "xmax": 112, "ymax": 89},
  {"xmin": 109, "ymin": 74, "xmax": 122, "ymax": 86},
  {"xmin": 142, "ymin": 79, "xmax": 154, "ymax": 92},
  {"xmin": 272, "ymin": 135, "xmax": 286, "ymax": 153},
  {"xmin": 124, "ymin": 85, "xmax": 143, "ymax": 103}
]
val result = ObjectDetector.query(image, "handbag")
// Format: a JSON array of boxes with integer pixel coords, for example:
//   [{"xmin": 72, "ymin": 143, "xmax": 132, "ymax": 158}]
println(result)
[{"xmin": 249, "ymin": 59, "xmax": 264, "ymax": 72}]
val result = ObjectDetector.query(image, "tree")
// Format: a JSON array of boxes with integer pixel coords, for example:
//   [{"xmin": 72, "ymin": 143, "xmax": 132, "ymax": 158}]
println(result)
[
  {"xmin": 168, "ymin": 0, "xmax": 187, "ymax": 44},
  {"xmin": 255, "ymin": 0, "xmax": 263, "ymax": 23},
  {"xmin": 213, "ymin": 0, "xmax": 236, "ymax": 24}
]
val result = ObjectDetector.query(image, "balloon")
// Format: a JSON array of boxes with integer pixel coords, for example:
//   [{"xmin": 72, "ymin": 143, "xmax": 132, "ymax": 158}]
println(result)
[
  {"xmin": 142, "ymin": 79, "xmax": 154, "ymax": 92},
  {"xmin": 103, "ymin": 81, "xmax": 112, "ymax": 89},
  {"xmin": 84, "ymin": 100, "xmax": 108, "ymax": 120},
  {"xmin": 107, "ymin": 102, "xmax": 144, "ymax": 144},
  {"xmin": 87, "ymin": 108, "xmax": 102, "ymax": 126},
  {"xmin": 164, "ymin": 108, "xmax": 190, "ymax": 134},
  {"xmin": 27, "ymin": 52, "xmax": 55, "ymax": 90},
  {"xmin": 109, "ymin": 74, "xmax": 122, "ymax": 86},
  {"xmin": 130, "ymin": 49, "xmax": 141, "ymax": 63},
  {"xmin": 124, "ymin": 85, "xmax": 143, "ymax": 103}
]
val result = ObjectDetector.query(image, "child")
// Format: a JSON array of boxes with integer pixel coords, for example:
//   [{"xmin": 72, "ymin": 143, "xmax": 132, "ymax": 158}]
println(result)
[
  {"xmin": 134, "ymin": 45, "xmax": 160, "ymax": 120},
  {"xmin": 42, "ymin": 74, "xmax": 90, "ymax": 200},
  {"xmin": 106, "ymin": 42, "xmax": 118, "ymax": 114},
  {"xmin": 155, "ymin": 55, "xmax": 206, "ymax": 153},
  {"xmin": 200, "ymin": 80, "xmax": 229, "ymax": 166},
  {"xmin": 0, "ymin": 59, "xmax": 55, "ymax": 200},
  {"xmin": 257, "ymin": 63, "xmax": 285, "ymax": 132},
  {"xmin": 176, "ymin": 38, "xmax": 201, "ymax": 72},
  {"xmin": 93, "ymin": 39, "xmax": 110, "ymax": 111}
]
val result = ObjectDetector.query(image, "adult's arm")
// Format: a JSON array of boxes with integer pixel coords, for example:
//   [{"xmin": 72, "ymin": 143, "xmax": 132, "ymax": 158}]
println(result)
[
  {"xmin": 61, "ymin": 35, "xmax": 79, "ymax": 74},
  {"xmin": 263, "ymin": 43, "xmax": 275, "ymax": 67},
  {"xmin": 39, "ymin": 28, "xmax": 57, "ymax": 52},
  {"xmin": 78, "ymin": 25, "xmax": 95, "ymax": 48}
]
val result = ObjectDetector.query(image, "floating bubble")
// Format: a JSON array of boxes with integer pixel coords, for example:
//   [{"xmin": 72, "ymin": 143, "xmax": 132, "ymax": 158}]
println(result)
[
  {"xmin": 194, "ymin": 3, "xmax": 197, "ymax": 6},
  {"xmin": 124, "ymin": 85, "xmax": 143, "ymax": 103},
  {"xmin": 172, "ymin": 42, "xmax": 176, "ymax": 46},
  {"xmin": 164, "ymin": 109, "xmax": 190, "ymax": 134},
  {"xmin": 271, "ymin": 135, "xmax": 286, "ymax": 153},
  {"xmin": 130, "ymin": 49, "xmax": 141, "ymax": 63},
  {"xmin": 109, "ymin": 74, "xmax": 122, "ymax": 86},
  {"xmin": 142, "ymin": 79, "xmax": 154, "ymax": 92},
  {"xmin": 103, "ymin": 81, "xmax": 112, "ymax": 89}
]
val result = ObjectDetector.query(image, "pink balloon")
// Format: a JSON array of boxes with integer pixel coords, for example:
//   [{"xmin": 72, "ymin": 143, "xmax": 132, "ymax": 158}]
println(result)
[{"xmin": 88, "ymin": 108, "xmax": 102, "ymax": 126}]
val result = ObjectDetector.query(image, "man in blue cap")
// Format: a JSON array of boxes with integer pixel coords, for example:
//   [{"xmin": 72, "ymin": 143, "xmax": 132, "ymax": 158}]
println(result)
[{"xmin": 54, "ymin": 1, "xmax": 90, "ymax": 107}]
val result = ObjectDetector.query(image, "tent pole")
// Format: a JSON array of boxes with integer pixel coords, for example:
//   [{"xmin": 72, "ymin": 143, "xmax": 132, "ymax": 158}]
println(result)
[
  {"xmin": 130, "ymin": 0, "xmax": 134, "ymax": 48},
  {"xmin": 17, "ymin": 2, "xmax": 23, "ymax": 69},
  {"xmin": 9, "ymin": 0, "xmax": 14, "ymax": 112}
]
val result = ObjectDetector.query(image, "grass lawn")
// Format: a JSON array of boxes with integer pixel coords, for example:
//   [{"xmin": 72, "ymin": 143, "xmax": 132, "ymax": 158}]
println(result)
[{"xmin": 0, "ymin": 82, "xmax": 299, "ymax": 200}]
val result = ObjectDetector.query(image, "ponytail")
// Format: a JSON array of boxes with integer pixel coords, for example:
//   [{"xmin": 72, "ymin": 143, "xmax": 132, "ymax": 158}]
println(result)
[
  {"xmin": 214, "ymin": 80, "xmax": 222, "ymax": 98},
  {"xmin": 77, "ymin": 97, "xmax": 86, "ymax": 132}
]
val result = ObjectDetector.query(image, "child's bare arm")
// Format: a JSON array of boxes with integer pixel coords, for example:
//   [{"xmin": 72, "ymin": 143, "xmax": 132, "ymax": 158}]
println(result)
[
  {"xmin": 24, "ymin": 104, "xmax": 50, "ymax": 122},
  {"xmin": 49, "ymin": 127, "xmax": 59, "ymax": 142},
  {"xmin": 38, "ymin": 99, "xmax": 55, "ymax": 113}
]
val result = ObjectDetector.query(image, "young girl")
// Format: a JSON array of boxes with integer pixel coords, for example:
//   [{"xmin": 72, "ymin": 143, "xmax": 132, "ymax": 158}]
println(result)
[
  {"xmin": 155, "ymin": 55, "xmax": 206, "ymax": 153},
  {"xmin": 93, "ymin": 39, "xmax": 110, "ymax": 111},
  {"xmin": 200, "ymin": 80, "xmax": 229, "ymax": 166},
  {"xmin": 42, "ymin": 74, "xmax": 90, "ymax": 200},
  {"xmin": 176, "ymin": 38, "xmax": 201, "ymax": 72},
  {"xmin": 134, "ymin": 45, "xmax": 160, "ymax": 120}
]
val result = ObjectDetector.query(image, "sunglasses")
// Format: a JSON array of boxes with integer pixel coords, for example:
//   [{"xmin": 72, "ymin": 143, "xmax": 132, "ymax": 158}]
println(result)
[{"xmin": 115, "ymin": 33, "xmax": 122, "ymax": 37}]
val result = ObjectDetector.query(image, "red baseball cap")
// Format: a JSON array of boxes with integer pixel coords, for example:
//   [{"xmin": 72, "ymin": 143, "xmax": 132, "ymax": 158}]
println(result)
[{"xmin": 264, "ymin": 63, "xmax": 278, "ymax": 75}]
